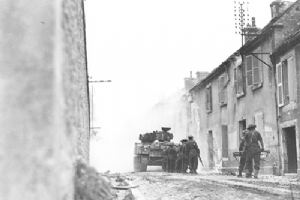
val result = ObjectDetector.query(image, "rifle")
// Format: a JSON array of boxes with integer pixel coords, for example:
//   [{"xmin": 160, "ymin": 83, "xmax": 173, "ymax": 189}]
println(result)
[{"xmin": 198, "ymin": 155, "xmax": 204, "ymax": 167}]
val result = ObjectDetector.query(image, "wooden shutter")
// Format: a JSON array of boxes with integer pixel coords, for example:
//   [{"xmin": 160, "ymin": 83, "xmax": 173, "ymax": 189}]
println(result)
[
  {"xmin": 253, "ymin": 56, "xmax": 260, "ymax": 85},
  {"xmin": 219, "ymin": 76, "xmax": 225, "ymax": 104},
  {"xmin": 246, "ymin": 56, "xmax": 253, "ymax": 86},
  {"xmin": 237, "ymin": 65, "xmax": 244, "ymax": 94},
  {"xmin": 277, "ymin": 63, "xmax": 284, "ymax": 107},
  {"xmin": 282, "ymin": 60, "xmax": 289, "ymax": 104},
  {"xmin": 287, "ymin": 57, "xmax": 296, "ymax": 102},
  {"xmin": 209, "ymin": 86, "xmax": 212, "ymax": 111},
  {"xmin": 206, "ymin": 86, "xmax": 212, "ymax": 112},
  {"xmin": 234, "ymin": 68, "xmax": 237, "ymax": 94}
]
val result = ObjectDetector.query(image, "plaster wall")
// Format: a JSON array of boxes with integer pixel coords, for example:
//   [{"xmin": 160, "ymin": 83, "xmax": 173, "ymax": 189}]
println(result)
[{"xmin": 0, "ymin": 0, "xmax": 89, "ymax": 199}]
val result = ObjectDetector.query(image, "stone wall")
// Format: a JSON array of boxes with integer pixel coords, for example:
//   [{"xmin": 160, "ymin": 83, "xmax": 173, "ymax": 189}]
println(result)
[{"xmin": 0, "ymin": 0, "xmax": 89, "ymax": 200}]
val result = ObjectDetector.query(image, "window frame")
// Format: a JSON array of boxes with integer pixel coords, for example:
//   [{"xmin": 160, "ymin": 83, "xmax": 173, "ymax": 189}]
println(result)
[
  {"xmin": 218, "ymin": 74, "xmax": 228, "ymax": 106},
  {"xmin": 276, "ymin": 62, "xmax": 284, "ymax": 107},
  {"xmin": 206, "ymin": 84, "xmax": 213, "ymax": 113}
]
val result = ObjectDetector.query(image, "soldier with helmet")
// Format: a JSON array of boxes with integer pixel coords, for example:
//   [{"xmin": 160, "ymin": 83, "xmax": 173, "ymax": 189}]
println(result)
[
  {"xmin": 237, "ymin": 130, "xmax": 248, "ymax": 177},
  {"xmin": 244, "ymin": 124, "xmax": 264, "ymax": 178},
  {"xmin": 175, "ymin": 139, "xmax": 188, "ymax": 173},
  {"xmin": 166, "ymin": 142, "xmax": 177, "ymax": 172},
  {"xmin": 185, "ymin": 135, "xmax": 200, "ymax": 174}
]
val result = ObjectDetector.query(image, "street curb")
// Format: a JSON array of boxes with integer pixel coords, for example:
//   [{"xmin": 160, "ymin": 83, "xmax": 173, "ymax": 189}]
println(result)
[{"xmin": 198, "ymin": 176, "xmax": 300, "ymax": 198}]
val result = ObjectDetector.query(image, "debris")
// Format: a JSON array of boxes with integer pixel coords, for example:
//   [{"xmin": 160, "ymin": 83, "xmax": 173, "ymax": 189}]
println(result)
[{"xmin": 75, "ymin": 160, "xmax": 116, "ymax": 200}]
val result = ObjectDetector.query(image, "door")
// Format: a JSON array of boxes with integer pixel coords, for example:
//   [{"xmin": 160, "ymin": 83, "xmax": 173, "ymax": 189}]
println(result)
[
  {"xmin": 222, "ymin": 125, "xmax": 228, "ymax": 158},
  {"xmin": 283, "ymin": 127, "xmax": 297, "ymax": 173}
]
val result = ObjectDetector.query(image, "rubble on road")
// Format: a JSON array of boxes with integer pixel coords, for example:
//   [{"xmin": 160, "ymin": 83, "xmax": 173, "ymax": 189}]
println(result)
[
  {"xmin": 74, "ymin": 161, "xmax": 138, "ymax": 200},
  {"xmin": 75, "ymin": 160, "xmax": 116, "ymax": 200}
]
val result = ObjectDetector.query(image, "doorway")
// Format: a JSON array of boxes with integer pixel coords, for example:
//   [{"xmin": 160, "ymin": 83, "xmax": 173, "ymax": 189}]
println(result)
[
  {"xmin": 208, "ymin": 130, "xmax": 214, "ymax": 169},
  {"xmin": 283, "ymin": 126, "xmax": 297, "ymax": 173},
  {"xmin": 222, "ymin": 125, "xmax": 228, "ymax": 158},
  {"xmin": 239, "ymin": 119, "xmax": 246, "ymax": 143}
]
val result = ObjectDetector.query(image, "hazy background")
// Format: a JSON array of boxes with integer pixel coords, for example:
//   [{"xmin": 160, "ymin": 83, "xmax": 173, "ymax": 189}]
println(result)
[{"xmin": 85, "ymin": 0, "xmax": 281, "ymax": 172}]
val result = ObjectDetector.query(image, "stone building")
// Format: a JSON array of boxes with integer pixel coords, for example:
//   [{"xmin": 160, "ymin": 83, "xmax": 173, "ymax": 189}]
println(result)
[
  {"xmin": 0, "ymin": 0, "xmax": 90, "ymax": 200},
  {"xmin": 188, "ymin": 0, "xmax": 300, "ymax": 175},
  {"xmin": 271, "ymin": 30, "xmax": 300, "ymax": 174}
]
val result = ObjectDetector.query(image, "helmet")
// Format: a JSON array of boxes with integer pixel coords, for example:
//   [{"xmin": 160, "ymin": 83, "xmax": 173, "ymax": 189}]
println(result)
[{"xmin": 247, "ymin": 124, "xmax": 256, "ymax": 130}]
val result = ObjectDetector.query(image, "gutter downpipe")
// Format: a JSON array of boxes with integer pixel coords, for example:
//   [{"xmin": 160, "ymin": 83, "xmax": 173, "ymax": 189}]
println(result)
[{"xmin": 270, "ymin": 53, "xmax": 283, "ymax": 176}]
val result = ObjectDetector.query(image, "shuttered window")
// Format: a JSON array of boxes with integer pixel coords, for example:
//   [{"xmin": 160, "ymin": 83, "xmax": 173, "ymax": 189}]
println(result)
[
  {"xmin": 234, "ymin": 65, "xmax": 245, "ymax": 96},
  {"xmin": 246, "ymin": 55, "xmax": 263, "ymax": 87},
  {"xmin": 246, "ymin": 56, "xmax": 253, "ymax": 86},
  {"xmin": 234, "ymin": 68, "xmax": 237, "ymax": 93},
  {"xmin": 282, "ymin": 60, "xmax": 289, "ymax": 104},
  {"xmin": 237, "ymin": 65, "xmax": 244, "ymax": 95},
  {"xmin": 218, "ymin": 74, "xmax": 227, "ymax": 105},
  {"xmin": 287, "ymin": 57, "xmax": 296, "ymax": 102},
  {"xmin": 253, "ymin": 56, "xmax": 261, "ymax": 85},
  {"xmin": 206, "ymin": 85, "xmax": 212, "ymax": 112},
  {"xmin": 277, "ymin": 63, "xmax": 284, "ymax": 107}
]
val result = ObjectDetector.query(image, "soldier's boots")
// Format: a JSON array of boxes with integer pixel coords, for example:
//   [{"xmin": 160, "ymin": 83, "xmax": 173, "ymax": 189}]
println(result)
[
  {"xmin": 253, "ymin": 169, "xmax": 259, "ymax": 179},
  {"xmin": 237, "ymin": 170, "xmax": 243, "ymax": 177}
]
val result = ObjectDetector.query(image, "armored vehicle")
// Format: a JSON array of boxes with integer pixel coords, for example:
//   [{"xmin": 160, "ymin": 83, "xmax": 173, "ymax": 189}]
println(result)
[{"xmin": 133, "ymin": 127, "xmax": 177, "ymax": 172}]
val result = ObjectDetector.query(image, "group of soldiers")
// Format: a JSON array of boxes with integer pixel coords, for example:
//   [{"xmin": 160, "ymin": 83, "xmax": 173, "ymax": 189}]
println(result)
[
  {"xmin": 238, "ymin": 124, "xmax": 265, "ymax": 178},
  {"xmin": 162, "ymin": 135, "xmax": 201, "ymax": 174}
]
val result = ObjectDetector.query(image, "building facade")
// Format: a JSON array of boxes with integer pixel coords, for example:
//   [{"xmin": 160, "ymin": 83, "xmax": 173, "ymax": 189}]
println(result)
[
  {"xmin": 188, "ymin": 0, "xmax": 300, "ymax": 175},
  {"xmin": 0, "ymin": 0, "xmax": 90, "ymax": 200},
  {"xmin": 271, "ymin": 31, "xmax": 300, "ymax": 174}
]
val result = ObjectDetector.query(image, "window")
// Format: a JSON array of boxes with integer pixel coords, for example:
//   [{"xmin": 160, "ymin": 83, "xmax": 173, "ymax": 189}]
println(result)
[
  {"xmin": 246, "ymin": 55, "xmax": 263, "ymax": 88},
  {"xmin": 277, "ymin": 57, "xmax": 296, "ymax": 107},
  {"xmin": 218, "ymin": 74, "xmax": 228, "ymax": 106},
  {"xmin": 234, "ymin": 64, "xmax": 245, "ymax": 97},
  {"xmin": 206, "ymin": 84, "xmax": 212, "ymax": 112},
  {"xmin": 277, "ymin": 62, "xmax": 284, "ymax": 106}
]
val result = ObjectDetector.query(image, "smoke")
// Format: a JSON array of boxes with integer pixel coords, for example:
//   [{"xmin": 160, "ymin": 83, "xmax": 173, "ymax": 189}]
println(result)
[{"xmin": 89, "ymin": 83, "xmax": 188, "ymax": 173}]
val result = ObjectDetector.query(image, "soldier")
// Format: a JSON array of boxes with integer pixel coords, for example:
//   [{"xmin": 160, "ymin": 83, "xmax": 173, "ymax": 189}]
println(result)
[
  {"xmin": 175, "ymin": 139, "xmax": 188, "ymax": 173},
  {"xmin": 166, "ymin": 143, "xmax": 177, "ymax": 172},
  {"xmin": 186, "ymin": 135, "xmax": 200, "ymax": 174},
  {"xmin": 237, "ymin": 130, "xmax": 247, "ymax": 177},
  {"xmin": 244, "ymin": 124, "xmax": 264, "ymax": 178},
  {"xmin": 161, "ymin": 148, "xmax": 168, "ymax": 172}
]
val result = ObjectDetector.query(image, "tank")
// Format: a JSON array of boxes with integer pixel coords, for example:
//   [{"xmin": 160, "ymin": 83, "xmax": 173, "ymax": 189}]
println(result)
[{"xmin": 133, "ymin": 127, "xmax": 177, "ymax": 172}]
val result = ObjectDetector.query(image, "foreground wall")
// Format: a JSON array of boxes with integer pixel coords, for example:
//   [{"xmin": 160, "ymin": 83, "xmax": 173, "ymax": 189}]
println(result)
[{"xmin": 0, "ymin": 0, "xmax": 89, "ymax": 200}]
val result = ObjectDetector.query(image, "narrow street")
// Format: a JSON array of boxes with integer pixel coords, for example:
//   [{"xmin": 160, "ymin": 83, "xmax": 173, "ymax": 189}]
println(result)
[{"xmin": 114, "ymin": 170, "xmax": 300, "ymax": 200}]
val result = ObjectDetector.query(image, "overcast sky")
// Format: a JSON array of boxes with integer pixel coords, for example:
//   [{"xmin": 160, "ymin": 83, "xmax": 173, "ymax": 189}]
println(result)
[{"xmin": 84, "ymin": 0, "xmax": 285, "ymax": 172}]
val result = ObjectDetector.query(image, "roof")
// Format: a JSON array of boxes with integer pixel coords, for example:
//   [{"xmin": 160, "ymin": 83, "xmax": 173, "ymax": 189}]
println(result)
[
  {"xmin": 189, "ymin": 0, "xmax": 299, "ymax": 92},
  {"xmin": 271, "ymin": 30, "xmax": 300, "ymax": 59}
]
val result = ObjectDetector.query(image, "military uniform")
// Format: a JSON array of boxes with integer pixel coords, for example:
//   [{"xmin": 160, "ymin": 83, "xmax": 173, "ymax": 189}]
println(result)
[
  {"xmin": 166, "ymin": 144, "xmax": 177, "ymax": 172},
  {"xmin": 161, "ymin": 149, "xmax": 168, "ymax": 172},
  {"xmin": 185, "ymin": 137, "xmax": 200, "ymax": 174},
  {"xmin": 237, "ymin": 131, "xmax": 247, "ymax": 177},
  {"xmin": 244, "ymin": 124, "xmax": 264, "ymax": 178},
  {"xmin": 175, "ymin": 140, "xmax": 188, "ymax": 173}
]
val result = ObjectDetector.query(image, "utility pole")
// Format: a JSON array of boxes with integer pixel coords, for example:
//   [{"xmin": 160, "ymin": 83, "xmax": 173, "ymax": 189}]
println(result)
[
  {"xmin": 234, "ymin": 0, "xmax": 250, "ymax": 47},
  {"xmin": 88, "ymin": 77, "xmax": 112, "ymax": 135}
]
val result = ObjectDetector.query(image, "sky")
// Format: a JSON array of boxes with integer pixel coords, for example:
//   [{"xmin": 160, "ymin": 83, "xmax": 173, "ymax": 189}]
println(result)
[{"xmin": 84, "ymin": 0, "xmax": 284, "ymax": 172}]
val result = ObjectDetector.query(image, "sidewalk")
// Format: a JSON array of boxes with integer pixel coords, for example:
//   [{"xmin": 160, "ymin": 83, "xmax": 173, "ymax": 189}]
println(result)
[{"xmin": 198, "ymin": 172, "xmax": 300, "ymax": 198}]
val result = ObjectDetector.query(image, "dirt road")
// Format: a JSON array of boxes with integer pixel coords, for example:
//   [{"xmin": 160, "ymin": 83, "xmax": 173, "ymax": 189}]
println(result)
[{"xmin": 123, "ymin": 172, "xmax": 296, "ymax": 200}]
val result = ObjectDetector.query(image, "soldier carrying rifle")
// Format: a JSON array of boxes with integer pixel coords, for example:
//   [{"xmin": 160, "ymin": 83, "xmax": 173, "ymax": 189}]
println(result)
[
  {"xmin": 244, "ymin": 124, "xmax": 264, "ymax": 179},
  {"xmin": 185, "ymin": 135, "xmax": 202, "ymax": 174},
  {"xmin": 237, "ymin": 130, "xmax": 247, "ymax": 177}
]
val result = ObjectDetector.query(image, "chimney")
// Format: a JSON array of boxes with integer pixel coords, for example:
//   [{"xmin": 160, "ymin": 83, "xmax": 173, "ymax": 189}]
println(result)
[
  {"xmin": 195, "ymin": 71, "xmax": 209, "ymax": 82},
  {"xmin": 270, "ymin": 1, "xmax": 293, "ymax": 19},
  {"xmin": 243, "ymin": 17, "xmax": 261, "ymax": 43}
]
